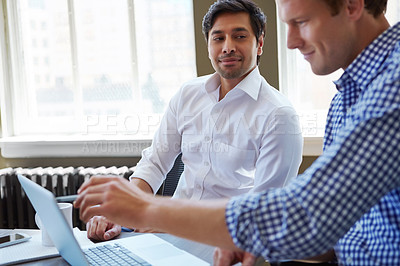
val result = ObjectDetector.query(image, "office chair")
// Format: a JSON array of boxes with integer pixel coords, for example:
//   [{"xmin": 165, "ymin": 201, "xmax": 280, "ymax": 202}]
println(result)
[{"xmin": 159, "ymin": 153, "xmax": 184, "ymax": 196}]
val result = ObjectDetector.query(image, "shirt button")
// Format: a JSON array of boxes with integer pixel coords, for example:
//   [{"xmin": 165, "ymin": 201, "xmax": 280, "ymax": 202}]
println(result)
[
  {"xmin": 204, "ymin": 136, "xmax": 210, "ymax": 142},
  {"xmin": 346, "ymin": 257, "xmax": 353, "ymax": 264},
  {"xmin": 204, "ymin": 161, "xmax": 210, "ymax": 166},
  {"xmin": 195, "ymin": 184, "xmax": 202, "ymax": 190}
]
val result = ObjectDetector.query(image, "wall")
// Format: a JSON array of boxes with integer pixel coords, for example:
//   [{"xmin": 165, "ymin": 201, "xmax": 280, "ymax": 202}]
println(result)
[{"xmin": 0, "ymin": 0, "xmax": 317, "ymax": 173}]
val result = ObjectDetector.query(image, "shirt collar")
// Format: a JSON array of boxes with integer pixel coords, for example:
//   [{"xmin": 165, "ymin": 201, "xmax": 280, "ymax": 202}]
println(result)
[
  {"xmin": 204, "ymin": 67, "xmax": 261, "ymax": 101},
  {"xmin": 335, "ymin": 22, "xmax": 400, "ymax": 91}
]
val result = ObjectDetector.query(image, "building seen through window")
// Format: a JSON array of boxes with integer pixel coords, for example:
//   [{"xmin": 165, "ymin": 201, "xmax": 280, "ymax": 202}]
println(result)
[{"xmin": 3, "ymin": 0, "xmax": 196, "ymax": 137}]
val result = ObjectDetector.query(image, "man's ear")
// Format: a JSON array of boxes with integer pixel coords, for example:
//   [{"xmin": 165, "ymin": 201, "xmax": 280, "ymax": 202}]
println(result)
[
  {"xmin": 257, "ymin": 34, "xmax": 264, "ymax": 56},
  {"xmin": 345, "ymin": 0, "xmax": 365, "ymax": 20}
]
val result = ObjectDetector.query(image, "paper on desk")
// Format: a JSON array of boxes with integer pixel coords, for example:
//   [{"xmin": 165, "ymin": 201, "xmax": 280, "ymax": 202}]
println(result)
[{"xmin": 0, "ymin": 228, "xmax": 93, "ymax": 265}]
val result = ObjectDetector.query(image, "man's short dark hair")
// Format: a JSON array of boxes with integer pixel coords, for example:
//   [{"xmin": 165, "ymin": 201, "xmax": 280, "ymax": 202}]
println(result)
[
  {"xmin": 202, "ymin": 0, "xmax": 266, "ymax": 64},
  {"xmin": 323, "ymin": 0, "xmax": 387, "ymax": 18}
]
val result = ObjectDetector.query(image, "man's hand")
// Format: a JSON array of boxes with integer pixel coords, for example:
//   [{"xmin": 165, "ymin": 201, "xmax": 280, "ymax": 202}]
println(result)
[
  {"xmin": 86, "ymin": 215, "xmax": 121, "ymax": 241},
  {"xmin": 213, "ymin": 247, "xmax": 257, "ymax": 266},
  {"xmin": 74, "ymin": 175, "xmax": 152, "ymax": 230},
  {"xmin": 74, "ymin": 175, "xmax": 237, "ymax": 252}
]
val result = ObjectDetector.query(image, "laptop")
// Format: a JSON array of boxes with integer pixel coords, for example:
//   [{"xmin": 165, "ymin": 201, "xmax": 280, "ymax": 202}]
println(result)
[{"xmin": 17, "ymin": 174, "xmax": 209, "ymax": 266}]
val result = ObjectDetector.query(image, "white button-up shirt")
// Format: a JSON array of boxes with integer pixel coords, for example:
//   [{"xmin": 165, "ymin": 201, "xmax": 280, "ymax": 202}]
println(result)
[{"xmin": 132, "ymin": 67, "xmax": 303, "ymax": 199}]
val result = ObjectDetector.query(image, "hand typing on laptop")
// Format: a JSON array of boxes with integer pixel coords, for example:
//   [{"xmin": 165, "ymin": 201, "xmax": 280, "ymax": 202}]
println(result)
[
  {"xmin": 75, "ymin": 176, "xmax": 161, "ymax": 231},
  {"xmin": 86, "ymin": 216, "xmax": 121, "ymax": 241},
  {"xmin": 87, "ymin": 215, "xmax": 160, "ymax": 241},
  {"xmin": 82, "ymin": 174, "xmax": 155, "ymax": 242}
]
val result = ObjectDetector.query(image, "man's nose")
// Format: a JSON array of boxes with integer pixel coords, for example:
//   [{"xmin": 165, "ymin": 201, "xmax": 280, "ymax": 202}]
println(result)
[
  {"xmin": 222, "ymin": 37, "xmax": 236, "ymax": 54},
  {"xmin": 287, "ymin": 26, "xmax": 303, "ymax": 50}
]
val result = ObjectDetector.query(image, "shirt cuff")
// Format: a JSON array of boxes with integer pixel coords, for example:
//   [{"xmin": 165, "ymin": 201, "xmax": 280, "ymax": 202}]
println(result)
[{"xmin": 225, "ymin": 194, "xmax": 261, "ymax": 254}]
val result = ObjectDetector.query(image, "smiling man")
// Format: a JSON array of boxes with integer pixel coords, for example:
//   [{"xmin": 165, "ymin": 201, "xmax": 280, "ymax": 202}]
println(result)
[{"xmin": 83, "ymin": 0, "xmax": 302, "ymax": 247}]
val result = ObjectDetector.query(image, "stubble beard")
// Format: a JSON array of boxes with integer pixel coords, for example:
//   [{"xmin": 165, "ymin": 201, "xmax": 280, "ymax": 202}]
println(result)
[{"xmin": 217, "ymin": 65, "xmax": 248, "ymax": 80}]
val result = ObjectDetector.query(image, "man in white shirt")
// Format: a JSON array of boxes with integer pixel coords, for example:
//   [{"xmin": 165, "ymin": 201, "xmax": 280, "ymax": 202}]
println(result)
[{"xmin": 86, "ymin": 0, "xmax": 302, "ymax": 241}]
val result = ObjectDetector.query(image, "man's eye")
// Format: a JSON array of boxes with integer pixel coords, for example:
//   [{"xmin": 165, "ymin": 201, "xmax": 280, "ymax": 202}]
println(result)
[
  {"xmin": 213, "ymin": 37, "xmax": 224, "ymax": 41},
  {"xmin": 295, "ymin": 20, "xmax": 307, "ymax": 26},
  {"xmin": 236, "ymin": 35, "xmax": 246, "ymax": 39}
]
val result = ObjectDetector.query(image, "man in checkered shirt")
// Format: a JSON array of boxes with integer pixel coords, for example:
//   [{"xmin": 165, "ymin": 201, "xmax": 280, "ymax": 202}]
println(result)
[{"xmin": 76, "ymin": 0, "xmax": 400, "ymax": 265}]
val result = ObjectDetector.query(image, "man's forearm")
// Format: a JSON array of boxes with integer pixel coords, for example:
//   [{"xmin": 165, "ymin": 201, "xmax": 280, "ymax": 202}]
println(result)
[
  {"xmin": 144, "ymin": 197, "xmax": 239, "ymax": 250},
  {"xmin": 76, "ymin": 176, "xmax": 238, "ymax": 250}
]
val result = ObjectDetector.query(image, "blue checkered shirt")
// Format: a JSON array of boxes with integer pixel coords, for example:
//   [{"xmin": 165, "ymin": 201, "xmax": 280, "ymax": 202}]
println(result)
[{"xmin": 226, "ymin": 22, "xmax": 400, "ymax": 265}]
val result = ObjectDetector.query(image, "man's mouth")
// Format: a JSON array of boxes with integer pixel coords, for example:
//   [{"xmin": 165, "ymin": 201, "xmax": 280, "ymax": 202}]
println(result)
[
  {"xmin": 219, "ymin": 56, "xmax": 242, "ymax": 66},
  {"xmin": 302, "ymin": 51, "xmax": 315, "ymax": 61}
]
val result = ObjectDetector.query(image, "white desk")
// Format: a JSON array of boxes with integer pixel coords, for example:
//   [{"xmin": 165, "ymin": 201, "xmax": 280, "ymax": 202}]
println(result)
[
  {"xmin": 0, "ymin": 229, "xmax": 215, "ymax": 265},
  {"xmin": 1, "ymin": 229, "xmax": 270, "ymax": 266}
]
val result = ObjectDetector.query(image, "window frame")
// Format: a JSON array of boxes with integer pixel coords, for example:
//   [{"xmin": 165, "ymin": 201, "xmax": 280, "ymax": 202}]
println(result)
[{"xmin": 0, "ymin": 0, "xmax": 192, "ymax": 158}]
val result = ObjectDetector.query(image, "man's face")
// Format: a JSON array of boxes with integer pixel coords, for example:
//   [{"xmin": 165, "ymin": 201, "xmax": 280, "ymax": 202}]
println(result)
[
  {"xmin": 277, "ymin": 0, "xmax": 357, "ymax": 75},
  {"xmin": 207, "ymin": 12, "xmax": 263, "ymax": 81}
]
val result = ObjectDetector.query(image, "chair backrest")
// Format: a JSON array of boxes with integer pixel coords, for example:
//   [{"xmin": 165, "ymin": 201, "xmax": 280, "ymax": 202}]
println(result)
[{"xmin": 161, "ymin": 153, "xmax": 184, "ymax": 196}]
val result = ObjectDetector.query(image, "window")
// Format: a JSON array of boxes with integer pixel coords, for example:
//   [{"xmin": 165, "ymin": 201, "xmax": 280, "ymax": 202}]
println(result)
[
  {"xmin": 0, "ymin": 0, "xmax": 196, "ymax": 142},
  {"xmin": 277, "ymin": 2, "xmax": 400, "ymax": 155}
]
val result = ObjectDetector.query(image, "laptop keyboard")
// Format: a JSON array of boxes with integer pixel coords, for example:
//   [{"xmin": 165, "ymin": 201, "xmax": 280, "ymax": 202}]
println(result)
[{"xmin": 84, "ymin": 243, "xmax": 152, "ymax": 265}]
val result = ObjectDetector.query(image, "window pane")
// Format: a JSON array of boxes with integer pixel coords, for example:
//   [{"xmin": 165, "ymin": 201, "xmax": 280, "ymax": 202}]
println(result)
[
  {"xmin": 134, "ymin": 0, "xmax": 196, "ymax": 112},
  {"xmin": 11, "ymin": 0, "xmax": 196, "ymax": 137},
  {"xmin": 19, "ymin": 0, "xmax": 74, "ymax": 119},
  {"xmin": 74, "ymin": 0, "xmax": 135, "ymax": 117},
  {"xmin": 386, "ymin": 1, "xmax": 400, "ymax": 25}
]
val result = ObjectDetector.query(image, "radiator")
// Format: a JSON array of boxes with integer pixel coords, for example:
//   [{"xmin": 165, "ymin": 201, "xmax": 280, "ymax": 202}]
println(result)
[
  {"xmin": 0, "ymin": 154, "xmax": 184, "ymax": 230},
  {"xmin": 0, "ymin": 166, "xmax": 135, "ymax": 230}
]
